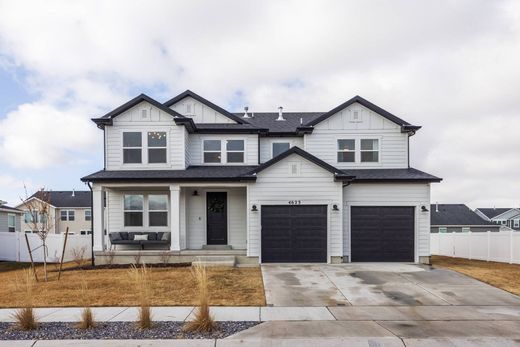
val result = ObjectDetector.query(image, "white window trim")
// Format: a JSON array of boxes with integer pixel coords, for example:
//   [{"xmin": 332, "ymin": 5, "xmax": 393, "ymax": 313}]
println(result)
[
  {"xmin": 360, "ymin": 138, "xmax": 380, "ymax": 163},
  {"xmin": 439, "ymin": 227, "xmax": 447, "ymax": 233},
  {"xmin": 85, "ymin": 209, "xmax": 91, "ymax": 221},
  {"xmin": 148, "ymin": 194, "xmax": 169, "ymax": 227},
  {"xmin": 271, "ymin": 141, "xmax": 291, "ymax": 159},
  {"xmin": 335, "ymin": 136, "xmax": 382, "ymax": 165},
  {"xmin": 122, "ymin": 193, "xmax": 169, "ymax": 230},
  {"xmin": 8, "ymin": 213, "xmax": 16, "ymax": 232},
  {"xmin": 121, "ymin": 129, "xmax": 170, "ymax": 167},
  {"xmin": 201, "ymin": 138, "xmax": 247, "ymax": 165},
  {"xmin": 336, "ymin": 139, "xmax": 356, "ymax": 163},
  {"xmin": 60, "ymin": 210, "xmax": 75, "ymax": 221},
  {"xmin": 514, "ymin": 220, "xmax": 519, "ymax": 228}
]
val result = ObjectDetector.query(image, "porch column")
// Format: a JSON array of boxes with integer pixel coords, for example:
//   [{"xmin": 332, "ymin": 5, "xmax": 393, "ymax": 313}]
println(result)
[
  {"xmin": 92, "ymin": 184, "xmax": 104, "ymax": 252},
  {"xmin": 170, "ymin": 184, "xmax": 181, "ymax": 251}
]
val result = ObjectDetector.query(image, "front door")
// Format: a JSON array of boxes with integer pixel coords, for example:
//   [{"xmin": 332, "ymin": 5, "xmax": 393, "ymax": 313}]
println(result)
[{"xmin": 206, "ymin": 192, "xmax": 228, "ymax": 245}]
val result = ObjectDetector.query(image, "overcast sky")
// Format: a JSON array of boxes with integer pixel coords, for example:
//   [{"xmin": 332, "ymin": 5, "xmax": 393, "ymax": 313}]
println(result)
[{"xmin": 0, "ymin": 0, "xmax": 519, "ymax": 208}]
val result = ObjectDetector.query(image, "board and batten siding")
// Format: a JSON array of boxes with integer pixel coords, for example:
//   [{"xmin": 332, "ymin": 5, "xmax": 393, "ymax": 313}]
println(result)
[
  {"xmin": 105, "ymin": 101, "xmax": 186, "ymax": 170},
  {"xmin": 304, "ymin": 102, "xmax": 408, "ymax": 169},
  {"xmin": 259, "ymin": 137, "xmax": 304, "ymax": 163},
  {"xmin": 187, "ymin": 134, "xmax": 258, "ymax": 165},
  {"xmin": 343, "ymin": 183, "xmax": 431, "ymax": 261},
  {"xmin": 184, "ymin": 188, "xmax": 247, "ymax": 249},
  {"xmin": 247, "ymin": 154, "xmax": 343, "ymax": 261},
  {"xmin": 169, "ymin": 96, "xmax": 235, "ymax": 124}
]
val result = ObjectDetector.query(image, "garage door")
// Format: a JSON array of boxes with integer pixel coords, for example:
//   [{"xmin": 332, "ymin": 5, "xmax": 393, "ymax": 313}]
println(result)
[
  {"xmin": 351, "ymin": 206, "xmax": 415, "ymax": 262},
  {"xmin": 261, "ymin": 205, "xmax": 327, "ymax": 263}
]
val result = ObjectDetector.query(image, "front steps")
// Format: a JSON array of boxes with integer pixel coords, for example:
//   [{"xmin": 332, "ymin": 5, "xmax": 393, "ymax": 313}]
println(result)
[
  {"xmin": 192, "ymin": 255, "xmax": 236, "ymax": 267},
  {"xmin": 202, "ymin": 245, "xmax": 233, "ymax": 250}
]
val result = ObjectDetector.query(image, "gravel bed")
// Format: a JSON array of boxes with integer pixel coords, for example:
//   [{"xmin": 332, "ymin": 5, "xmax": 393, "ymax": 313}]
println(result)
[{"xmin": 0, "ymin": 321, "xmax": 259, "ymax": 340}]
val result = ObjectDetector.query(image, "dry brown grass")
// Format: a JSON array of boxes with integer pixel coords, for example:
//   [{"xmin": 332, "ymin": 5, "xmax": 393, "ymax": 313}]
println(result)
[
  {"xmin": 76, "ymin": 279, "xmax": 95, "ymax": 329},
  {"xmin": 0, "ymin": 261, "xmax": 265, "ymax": 307},
  {"xmin": 12, "ymin": 269, "xmax": 38, "ymax": 330},
  {"xmin": 183, "ymin": 263, "xmax": 215, "ymax": 333},
  {"xmin": 431, "ymin": 255, "xmax": 520, "ymax": 296},
  {"xmin": 129, "ymin": 264, "xmax": 153, "ymax": 329}
]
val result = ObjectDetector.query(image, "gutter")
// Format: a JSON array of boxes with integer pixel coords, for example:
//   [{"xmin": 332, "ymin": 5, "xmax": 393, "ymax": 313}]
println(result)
[{"xmin": 86, "ymin": 182, "xmax": 94, "ymax": 267}]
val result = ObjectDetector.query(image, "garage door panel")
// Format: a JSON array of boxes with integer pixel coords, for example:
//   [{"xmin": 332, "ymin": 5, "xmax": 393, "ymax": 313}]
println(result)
[
  {"xmin": 261, "ymin": 205, "xmax": 327, "ymax": 263},
  {"xmin": 351, "ymin": 206, "xmax": 414, "ymax": 262}
]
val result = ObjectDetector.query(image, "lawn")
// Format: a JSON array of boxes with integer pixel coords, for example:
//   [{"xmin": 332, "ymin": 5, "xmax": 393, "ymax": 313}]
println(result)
[
  {"xmin": 0, "ymin": 262, "xmax": 266, "ymax": 308},
  {"xmin": 431, "ymin": 255, "xmax": 520, "ymax": 296}
]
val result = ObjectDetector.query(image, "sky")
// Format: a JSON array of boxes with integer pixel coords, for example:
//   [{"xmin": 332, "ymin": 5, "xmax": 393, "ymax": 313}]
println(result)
[{"xmin": 0, "ymin": 0, "xmax": 519, "ymax": 208}]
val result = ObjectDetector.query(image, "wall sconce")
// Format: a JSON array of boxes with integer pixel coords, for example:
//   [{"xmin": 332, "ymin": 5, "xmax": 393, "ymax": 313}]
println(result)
[
  {"xmin": 251, "ymin": 205, "xmax": 258, "ymax": 212},
  {"xmin": 192, "ymin": 190, "xmax": 199, "ymax": 196},
  {"xmin": 332, "ymin": 204, "xmax": 340, "ymax": 211},
  {"xmin": 421, "ymin": 206, "xmax": 429, "ymax": 212}
]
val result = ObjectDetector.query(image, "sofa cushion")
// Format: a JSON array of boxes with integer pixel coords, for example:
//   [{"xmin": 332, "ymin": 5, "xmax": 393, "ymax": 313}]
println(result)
[
  {"xmin": 156, "ymin": 232, "xmax": 164, "ymax": 241},
  {"xmin": 120, "ymin": 232, "xmax": 129, "ymax": 240},
  {"xmin": 145, "ymin": 232, "xmax": 157, "ymax": 241},
  {"xmin": 109, "ymin": 232, "xmax": 122, "ymax": 241},
  {"xmin": 134, "ymin": 234, "xmax": 148, "ymax": 241}
]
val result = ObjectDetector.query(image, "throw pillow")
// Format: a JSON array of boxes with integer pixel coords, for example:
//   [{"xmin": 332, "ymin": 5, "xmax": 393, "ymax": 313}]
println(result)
[
  {"xmin": 134, "ymin": 234, "xmax": 148, "ymax": 241},
  {"xmin": 161, "ymin": 232, "xmax": 170, "ymax": 241},
  {"xmin": 110, "ymin": 232, "xmax": 122, "ymax": 241}
]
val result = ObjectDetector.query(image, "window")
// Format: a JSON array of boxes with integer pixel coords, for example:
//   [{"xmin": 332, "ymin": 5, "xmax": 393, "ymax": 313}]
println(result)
[
  {"xmin": 226, "ymin": 140, "xmax": 244, "ymax": 163},
  {"xmin": 123, "ymin": 132, "xmax": 142, "ymax": 164},
  {"xmin": 272, "ymin": 142, "xmax": 290, "ymax": 157},
  {"xmin": 514, "ymin": 220, "xmax": 519, "ymax": 228},
  {"xmin": 60, "ymin": 210, "xmax": 75, "ymax": 221},
  {"xmin": 24, "ymin": 211, "xmax": 35, "ymax": 223},
  {"xmin": 337, "ymin": 139, "xmax": 355, "ymax": 162},
  {"xmin": 124, "ymin": 195, "xmax": 144, "ymax": 227},
  {"xmin": 203, "ymin": 140, "xmax": 222, "ymax": 163},
  {"xmin": 501, "ymin": 220, "xmax": 507, "ymax": 225},
  {"xmin": 85, "ymin": 209, "xmax": 91, "ymax": 221},
  {"xmin": 147, "ymin": 131, "xmax": 167, "ymax": 163},
  {"xmin": 8, "ymin": 214, "xmax": 16, "ymax": 232},
  {"xmin": 360, "ymin": 139, "xmax": 379, "ymax": 162},
  {"xmin": 461, "ymin": 227, "xmax": 470, "ymax": 233},
  {"xmin": 148, "ymin": 195, "xmax": 168, "ymax": 227},
  {"xmin": 439, "ymin": 227, "xmax": 447, "ymax": 233}
]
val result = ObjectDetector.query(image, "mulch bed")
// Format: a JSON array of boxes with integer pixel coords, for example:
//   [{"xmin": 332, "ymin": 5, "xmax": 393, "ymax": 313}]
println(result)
[{"xmin": 0, "ymin": 321, "xmax": 259, "ymax": 340}]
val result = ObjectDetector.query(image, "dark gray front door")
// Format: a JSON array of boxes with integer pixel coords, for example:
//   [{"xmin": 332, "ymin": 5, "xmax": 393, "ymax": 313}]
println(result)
[
  {"xmin": 261, "ymin": 205, "xmax": 327, "ymax": 263},
  {"xmin": 351, "ymin": 206, "xmax": 415, "ymax": 262},
  {"xmin": 206, "ymin": 192, "xmax": 227, "ymax": 245}
]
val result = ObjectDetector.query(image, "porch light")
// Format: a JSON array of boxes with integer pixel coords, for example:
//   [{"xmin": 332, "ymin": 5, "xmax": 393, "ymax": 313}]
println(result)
[
  {"xmin": 251, "ymin": 205, "xmax": 258, "ymax": 212},
  {"xmin": 192, "ymin": 190, "xmax": 199, "ymax": 196},
  {"xmin": 332, "ymin": 204, "xmax": 340, "ymax": 211},
  {"xmin": 421, "ymin": 206, "xmax": 429, "ymax": 212}
]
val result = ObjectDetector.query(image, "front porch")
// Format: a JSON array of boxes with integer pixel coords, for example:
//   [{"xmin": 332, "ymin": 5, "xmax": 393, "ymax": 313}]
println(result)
[{"xmin": 91, "ymin": 183, "xmax": 257, "ymax": 265}]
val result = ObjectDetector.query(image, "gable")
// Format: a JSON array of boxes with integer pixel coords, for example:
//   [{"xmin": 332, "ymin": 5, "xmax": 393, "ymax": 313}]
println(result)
[
  {"xmin": 256, "ymin": 153, "xmax": 339, "ymax": 180},
  {"xmin": 491, "ymin": 208, "xmax": 520, "ymax": 220},
  {"xmin": 169, "ymin": 96, "xmax": 235, "ymax": 124},
  {"xmin": 113, "ymin": 101, "xmax": 177, "ymax": 124},
  {"xmin": 313, "ymin": 102, "xmax": 401, "ymax": 131}
]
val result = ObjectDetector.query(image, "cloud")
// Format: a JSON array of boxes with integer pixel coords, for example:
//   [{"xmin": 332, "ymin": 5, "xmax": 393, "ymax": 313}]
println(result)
[{"xmin": 0, "ymin": 0, "xmax": 518, "ymax": 206}]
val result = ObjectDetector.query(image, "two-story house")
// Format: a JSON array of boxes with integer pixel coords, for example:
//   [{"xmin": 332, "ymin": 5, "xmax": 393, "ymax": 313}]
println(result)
[
  {"xmin": 17, "ymin": 191, "xmax": 92, "ymax": 235},
  {"xmin": 81, "ymin": 90, "xmax": 441, "ymax": 265},
  {"xmin": 475, "ymin": 208, "xmax": 520, "ymax": 230},
  {"xmin": 0, "ymin": 200, "xmax": 22, "ymax": 233}
]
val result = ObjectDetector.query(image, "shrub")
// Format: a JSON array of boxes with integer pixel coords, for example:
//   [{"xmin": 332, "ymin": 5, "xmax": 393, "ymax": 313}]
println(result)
[
  {"xmin": 129, "ymin": 264, "xmax": 152, "ymax": 329},
  {"xmin": 71, "ymin": 246, "xmax": 87, "ymax": 268},
  {"xmin": 12, "ymin": 269, "xmax": 38, "ymax": 330},
  {"xmin": 183, "ymin": 263, "xmax": 215, "ymax": 332},
  {"xmin": 76, "ymin": 279, "xmax": 95, "ymax": 329}
]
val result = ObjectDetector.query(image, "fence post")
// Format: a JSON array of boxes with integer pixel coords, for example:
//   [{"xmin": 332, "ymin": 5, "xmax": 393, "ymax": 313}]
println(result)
[
  {"xmin": 510, "ymin": 229, "xmax": 514, "ymax": 264},
  {"xmin": 468, "ymin": 229, "xmax": 472, "ymax": 260},
  {"xmin": 487, "ymin": 231, "xmax": 491, "ymax": 262},
  {"xmin": 452, "ymin": 231, "xmax": 455, "ymax": 257}
]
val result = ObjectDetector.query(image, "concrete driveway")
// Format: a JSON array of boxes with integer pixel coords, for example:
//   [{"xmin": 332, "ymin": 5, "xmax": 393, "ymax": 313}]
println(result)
[{"xmin": 261, "ymin": 263, "xmax": 520, "ymax": 307}]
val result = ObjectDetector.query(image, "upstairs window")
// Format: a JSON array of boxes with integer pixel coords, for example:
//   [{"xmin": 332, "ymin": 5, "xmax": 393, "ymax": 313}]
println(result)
[
  {"xmin": 148, "ymin": 194, "xmax": 168, "ymax": 227},
  {"xmin": 124, "ymin": 194, "xmax": 144, "ymax": 227},
  {"xmin": 226, "ymin": 140, "xmax": 244, "ymax": 163},
  {"xmin": 147, "ymin": 132, "xmax": 167, "ymax": 163},
  {"xmin": 24, "ymin": 211, "xmax": 35, "ymax": 223},
  {"xmin": 337, "ymin": 139, "xmax": 355, "ymax": 162},
  {"xmin": 85, "ymin": 209, "xmax": 91, "ymax": 221},
  {"xmin": 360, "ymin": 139, "xmax": 379, "ymax": 163},
  {"xmin": 272, "ymin": 142, "xmax": 290, "ymax": 157},
  {"xmin": 123, "ymin": 132, "xmax": 142, "ymax": 164},
  {"xmin": 203, "ymin": 140, "xmax": 222, "ymax": 163},
  {"xmin": 8, "ymin": 214, "xmax": 16, "ymax": 232},
  {"xmin": 61, "ymin": 210, "xmax": 75, "ymax": 221}
]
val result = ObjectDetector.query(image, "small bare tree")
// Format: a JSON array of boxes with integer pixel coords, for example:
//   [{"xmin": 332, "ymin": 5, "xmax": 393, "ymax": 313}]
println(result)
[{"xmin": 21, "ymin": 186, "xmax": 55, "ymax": 282}]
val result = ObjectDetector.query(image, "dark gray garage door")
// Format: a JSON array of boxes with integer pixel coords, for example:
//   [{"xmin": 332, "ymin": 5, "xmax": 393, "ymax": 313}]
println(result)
[
  {"xmin": 261, "ymin": 205, "xmax": 327, "ymax": 263},
  {"xmin": 351, "ymin": 206, "xmax": 415, "ymax": 262}
]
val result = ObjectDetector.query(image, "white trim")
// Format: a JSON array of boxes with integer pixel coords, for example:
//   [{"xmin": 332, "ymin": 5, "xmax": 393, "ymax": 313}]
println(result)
[
  {"xmin": 335, "ymin": 136, "xmax": 383, "ymax": 166},
  {"xmin": 121, "ymin": 192, "xmax": 170, "ymax": 231},
  {"xmin": 490, "ymin": 208, "xmax": 520, "ymax": 220},
  {"xmin": 201, "ymin": 137, "xmax": 247, "ymax": 165},
  {"xmin": 120, "ymin": 128, "xmax": 171, "ymax": 168}
]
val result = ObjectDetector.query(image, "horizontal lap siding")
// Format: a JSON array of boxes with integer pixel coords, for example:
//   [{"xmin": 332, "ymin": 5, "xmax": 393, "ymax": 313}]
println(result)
[
  {"xmin": 187, "ymin": 134, "xmax": 258, "ymax": 165},
  {"xmin": 343, "ymin": 183, "xmax": 431, "ymax": 259},
  {"xmin": 106, "ymin": 101, "xmax": 185, "ymax": 170},
  {"xmin": 248, "ymin": 154, "xmax": 343, "ymax": 260}
]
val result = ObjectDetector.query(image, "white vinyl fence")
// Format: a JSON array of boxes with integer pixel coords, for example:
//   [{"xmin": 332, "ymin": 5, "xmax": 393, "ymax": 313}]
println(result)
[
  {"xmin": 0, "ymin": 232, "xmax": 91, "ymax": 263},
  {"xmin": 431, "ymin": 229, "xmax": 520, "ymax": 264}
]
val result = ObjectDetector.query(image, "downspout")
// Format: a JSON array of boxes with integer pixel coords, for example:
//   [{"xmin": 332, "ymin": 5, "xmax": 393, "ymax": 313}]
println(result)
[
  {"xmin": 257, "ymin": 133, "xmax": 260, "ymax": 164},
  {"xmin": 407, "ymin": 134, "xmax": 410, "ymax": 168},
  {"xmin": 87, "ymin": 182, "xmax": 94, "ymax": 267}
]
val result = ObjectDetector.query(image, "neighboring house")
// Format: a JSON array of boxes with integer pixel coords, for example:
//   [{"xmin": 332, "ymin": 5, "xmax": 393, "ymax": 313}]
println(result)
[
  {"xmin": 81, "ymin": 90, "xmax": 441, "ymax": 264},
  {"xmin": 16, "ymin": 191, "xmax": 92, "ymax": 235},
  {"xmin": 0, "ymin": 200, "xmax": 22, "ymax": 233},
  {"xmin": 475, "ymin": 208, "xmax": 520, "ymax": 230},
  {"xmin": 430, "ymin": 204, "xmax": 500, "ymax": 233}
]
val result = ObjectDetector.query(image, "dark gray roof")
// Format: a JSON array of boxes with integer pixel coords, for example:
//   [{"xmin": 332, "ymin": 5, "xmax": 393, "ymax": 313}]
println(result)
[
  {"xmin": 341, "ymin": 168, "xmax": 442, "ymax": 182},
  {"xmin": 0, "ymin": 204, "xmax": 22, "ymax": 213},
  {"xmin": 29, "ymin": 191, "xmax": 91, "ymax": 208},
  {"xmin": 81, "ymin": 166, "xmax": 258, "ymax": 182},
  {"xmin": 475, "ymin": 208, "xmax": 514, "ymax": 219},
  {"xmin": 232, "ymin": 112, "xmax": 323, "ymax": 135},
  {"xmin": 431, "ymin": 204, "xmax": 495, "ymax": 226}
]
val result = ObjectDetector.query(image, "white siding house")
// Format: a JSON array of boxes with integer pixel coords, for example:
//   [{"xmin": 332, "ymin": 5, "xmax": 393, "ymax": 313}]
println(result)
[{"xmin": 82, "ymin": 91, "xmax": 441, "ymax": 265}]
